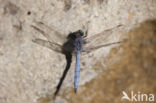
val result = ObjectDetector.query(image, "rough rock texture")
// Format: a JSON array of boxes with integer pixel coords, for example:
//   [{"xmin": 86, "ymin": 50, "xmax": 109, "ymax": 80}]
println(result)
[{"xmin": 0, "ymin": 0, "xmax": 156, "ymax": 103}]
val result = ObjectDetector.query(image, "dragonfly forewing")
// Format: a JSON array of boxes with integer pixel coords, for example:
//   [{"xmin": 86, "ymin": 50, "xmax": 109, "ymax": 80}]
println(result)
[
  {"xmin": 84, "ymin": 24, "xmax": 123, "ymax": 48},
  {"xmin": 82, "ymin": 24, "xmax": 123, "ymax": 52},
  {"xmin": 31, "ymin": 21, "xmax": 66, "ymax": 44}
]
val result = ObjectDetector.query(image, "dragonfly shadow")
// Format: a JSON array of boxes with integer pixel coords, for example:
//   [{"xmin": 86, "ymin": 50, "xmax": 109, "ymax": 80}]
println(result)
[
  {"xmin": 53, "ymin": 52, "xmax": 72, "ymax": 98},
  {"xmin": 53, "ymin": 32, "xmax": 76, "ymax": 98}
]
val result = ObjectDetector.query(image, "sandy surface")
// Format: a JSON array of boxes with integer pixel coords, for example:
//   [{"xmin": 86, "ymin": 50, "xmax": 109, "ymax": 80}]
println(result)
[{"xmin": 0, "ymin": 0, "xmax": 156, "ymax": 103}]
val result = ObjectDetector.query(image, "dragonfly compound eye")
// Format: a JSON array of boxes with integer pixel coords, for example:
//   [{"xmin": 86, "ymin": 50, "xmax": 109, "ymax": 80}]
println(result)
[{"xmin": 78, "ymin": 30, "xmax": 84, "ymax": 36}]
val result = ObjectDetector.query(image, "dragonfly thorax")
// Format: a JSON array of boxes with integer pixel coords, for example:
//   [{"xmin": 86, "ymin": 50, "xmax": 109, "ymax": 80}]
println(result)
[
  {"xmin": 74, "ymin": 36, "xmax": 83, "ymax": 52},
  {"xmin": 67, "ymin": 30, "xmax": 84, "ymax": 52}
]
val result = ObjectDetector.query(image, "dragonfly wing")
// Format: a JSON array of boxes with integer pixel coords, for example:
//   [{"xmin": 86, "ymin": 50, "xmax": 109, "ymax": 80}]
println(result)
[
  {"xmin": 84, "ymin": 24, "xmax": 123, "ymax": 48},
  {"xmin": 82, "ymin": 41, "xmax": 122, "ymax": 53},
  {"xmin": 31, "ymin": 21, "xmax": 66, "ymax": 44},
  {"xmin": 32, "ymin": 38, "xmax": 63, "ymax": 53},
  {"xmin": 82, "ymin": 24, "xmax": 124, "ymax": 53}
]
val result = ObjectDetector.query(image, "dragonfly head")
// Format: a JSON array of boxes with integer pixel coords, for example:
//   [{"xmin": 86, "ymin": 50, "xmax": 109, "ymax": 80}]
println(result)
[
  {"xmin": 77, "ymin": 30, "xmax": 84, "ymax": 36},
  {"xmin": 67, "ymin": 30, "xmax": 84, "ymax": 40}
]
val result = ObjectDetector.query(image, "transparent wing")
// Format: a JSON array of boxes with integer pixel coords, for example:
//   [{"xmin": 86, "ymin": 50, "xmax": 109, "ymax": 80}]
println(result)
[
  {"xmin": 32, "ymin": 39, "xmax": 63, "ymax": 53},
  {"xmin": 31, "ymin": 21, "xmax": 65, "ymax": 53},
  {"xmin": 31, "ymin": 21, "xmax": 66, "ymax": 44},
  {"xmin": 83, "ymin": 24, "xmax": 124, "ymax": 53},
  {"xmin": 82, "ymin": 41, "xmax": 122, "ymax": 53}
]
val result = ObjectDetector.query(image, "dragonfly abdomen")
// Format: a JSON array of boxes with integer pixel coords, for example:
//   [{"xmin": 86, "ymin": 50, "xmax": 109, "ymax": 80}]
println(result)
[{"xmin": 74, "ymin": 50, "xmax": 81, "ymax": 92}]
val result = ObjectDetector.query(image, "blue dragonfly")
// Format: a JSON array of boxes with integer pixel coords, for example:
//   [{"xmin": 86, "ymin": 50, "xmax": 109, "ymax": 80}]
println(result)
[{"xmin": 31, "ymin": 21, "xmax": 123, "ymax": 96}]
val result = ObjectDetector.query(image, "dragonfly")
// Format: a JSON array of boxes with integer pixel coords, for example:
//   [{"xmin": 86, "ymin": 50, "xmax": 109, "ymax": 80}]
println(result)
[{"xmin": 31, "ymin": 21, "xmax": 123, "ymax": 96}]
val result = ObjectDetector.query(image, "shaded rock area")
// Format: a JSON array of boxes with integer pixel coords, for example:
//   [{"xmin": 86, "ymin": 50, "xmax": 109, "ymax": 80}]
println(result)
[
  {"xmin": 0, "ymin": 0, "xmax": 156, "ymax": 103},
  {"xmin": 51, "ymin": 19, "xmax": 156, "ymax": 103}
]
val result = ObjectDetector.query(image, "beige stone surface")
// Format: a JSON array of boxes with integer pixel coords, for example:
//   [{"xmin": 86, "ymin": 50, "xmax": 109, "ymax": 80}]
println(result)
[{"xmin": 0, "ymin": 0, "xmax": 156, "ymax": 103}]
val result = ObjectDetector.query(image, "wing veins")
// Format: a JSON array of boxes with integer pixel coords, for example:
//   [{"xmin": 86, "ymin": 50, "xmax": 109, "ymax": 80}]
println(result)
[
  {"xmin": 82, "ymin": 41, "xmax": 122, "ymax": 53},
  {"xmin": 31, "ymin": 25, "xmax": 51, "ymax": 41},
  {"xmin": 84, "ymin": 24, "xmax": 122, "ymax": 43},
  {"xmin": 31, "ymin": 21, "xmax": 66, "ymax": 43},
  {"xmin": 32, "ymin": 39, "xmax": 63, "ymax": 53}
]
